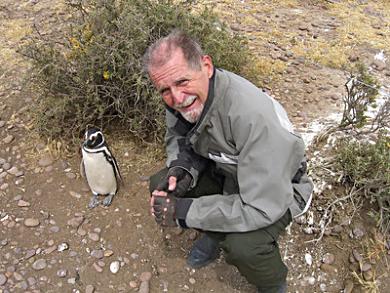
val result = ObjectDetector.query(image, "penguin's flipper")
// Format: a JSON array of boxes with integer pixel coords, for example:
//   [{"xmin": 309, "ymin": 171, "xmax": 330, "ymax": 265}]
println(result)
[{"xmin": 80, "ymin": 159, "xmax": 86, "ymax": 179}]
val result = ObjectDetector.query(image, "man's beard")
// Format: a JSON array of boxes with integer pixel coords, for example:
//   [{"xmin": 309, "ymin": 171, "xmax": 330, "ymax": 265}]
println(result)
[
  {"xmin": 180, "ymin": 103, "xmax": 204, "ymax": 123},
  {"xmin": 174, "ymin": 95, "xmax": 204, "ymax": 123}
]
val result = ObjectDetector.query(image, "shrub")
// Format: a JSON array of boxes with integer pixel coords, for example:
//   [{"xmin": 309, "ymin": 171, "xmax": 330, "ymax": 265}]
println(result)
[
  {"xmin": 23, "ymin": 0, "xmax": 254, "ymax": 143},
  {"xmin": 336, "ymin": 133, "xmax": 390, "ymax": 233}
]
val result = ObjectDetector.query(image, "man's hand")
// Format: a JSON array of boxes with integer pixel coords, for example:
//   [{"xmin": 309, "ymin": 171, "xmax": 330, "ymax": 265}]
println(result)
[
  {"xmin": 151, "ymin": 194, "xmax": 177, "ymax": 227},
  {"xmin": 156, "ymin": 167, "xmax": 192, "ymax": 197}
]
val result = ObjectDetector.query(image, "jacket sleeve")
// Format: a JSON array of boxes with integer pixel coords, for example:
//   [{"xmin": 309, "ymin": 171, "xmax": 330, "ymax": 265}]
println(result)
[
  {"xmin": 184, "ymin": 96, "xmax": 309, "ymax": 232},
  {"xmin": 165, "ymin": 108, "xmax": 208, "ymax": 187}
]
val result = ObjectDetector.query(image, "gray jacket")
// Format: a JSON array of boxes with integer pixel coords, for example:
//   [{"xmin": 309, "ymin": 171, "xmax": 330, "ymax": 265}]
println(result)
[{"xmin": 166, "ymin": 69, "xmax": 313, "ymax": 232}]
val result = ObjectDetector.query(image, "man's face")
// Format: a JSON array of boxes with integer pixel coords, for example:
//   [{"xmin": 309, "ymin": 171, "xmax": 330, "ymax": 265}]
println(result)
[{"xmin": 149, "ymin": 48, "xmax": 213, "ymax": 123}]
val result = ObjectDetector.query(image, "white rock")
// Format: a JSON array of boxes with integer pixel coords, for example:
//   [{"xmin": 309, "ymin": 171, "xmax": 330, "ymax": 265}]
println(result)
[
  {"xmin": 110, "ymin": 261, "xmax": 120, "ymax": 274},
  {"xmin": 305, "ymin": 253, "xmax": 313, "ymax": 266}
]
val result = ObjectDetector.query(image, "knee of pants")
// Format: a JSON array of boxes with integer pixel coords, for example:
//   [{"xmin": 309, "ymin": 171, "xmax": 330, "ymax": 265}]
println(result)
[{"xmin": 221, "ymin": 231, "xmax": 287, "ymax": 288}]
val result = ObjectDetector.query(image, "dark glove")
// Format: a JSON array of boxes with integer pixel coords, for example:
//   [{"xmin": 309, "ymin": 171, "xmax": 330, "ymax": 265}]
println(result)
[
  {"xmin": 152, "ymin": 195, "xmax": 177, "ymax": 227},
  {"xmin": 156, "ymin": 167, "xmax": 192, "ymax": 197}
]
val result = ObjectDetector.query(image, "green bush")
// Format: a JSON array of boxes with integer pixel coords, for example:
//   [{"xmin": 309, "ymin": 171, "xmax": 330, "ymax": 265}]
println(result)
[
  {"xmin": 336, "ymin": 133, "xmax": 390, "ymax": 232},
  {"xmin": 23, "ymin": 0, "xmax": 253, "ymax": 143}
]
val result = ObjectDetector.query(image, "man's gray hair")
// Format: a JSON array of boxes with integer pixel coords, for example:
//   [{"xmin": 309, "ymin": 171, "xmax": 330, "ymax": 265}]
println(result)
[{"xmin": 142, "ymin": 29, "xmax": 204, "ymax": 74}]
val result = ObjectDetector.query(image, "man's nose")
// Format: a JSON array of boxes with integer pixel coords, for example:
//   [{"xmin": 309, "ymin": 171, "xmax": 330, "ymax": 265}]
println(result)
[{"xmin": 171, "ymin": 87, "xmax": 185, "ymax": 105}]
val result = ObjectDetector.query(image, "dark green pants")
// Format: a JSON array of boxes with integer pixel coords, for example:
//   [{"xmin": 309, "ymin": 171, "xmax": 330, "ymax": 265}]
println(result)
[{"xmin": 150, "ymin": 167, "xmax": 291, "ymax": 292}]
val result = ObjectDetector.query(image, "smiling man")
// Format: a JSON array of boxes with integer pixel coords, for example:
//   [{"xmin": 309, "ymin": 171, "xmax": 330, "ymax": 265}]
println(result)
[{"xmin": 143, "ymin": 30, "xmax": 313, "ymax": 293}]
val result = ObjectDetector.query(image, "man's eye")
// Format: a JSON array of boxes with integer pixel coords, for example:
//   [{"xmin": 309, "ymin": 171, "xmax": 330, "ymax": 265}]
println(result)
[
  {"xmin": 160, "ymin": 88, "xmax": 169, "ymax": 95},
  {"xmin": 177, "ymin": 79, "xmax": 189, "ymax": 86}
]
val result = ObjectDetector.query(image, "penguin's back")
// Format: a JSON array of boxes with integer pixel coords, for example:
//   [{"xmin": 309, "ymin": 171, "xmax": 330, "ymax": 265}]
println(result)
[{"xmin": 82, "ymin": 149, "xmax": 117, "ymax": 195}]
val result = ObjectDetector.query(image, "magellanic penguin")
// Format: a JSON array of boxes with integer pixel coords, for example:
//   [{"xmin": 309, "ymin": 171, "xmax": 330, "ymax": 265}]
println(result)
[{"xmin": 80, "ymin": 127, "xmax": 122, "ymax": 208}]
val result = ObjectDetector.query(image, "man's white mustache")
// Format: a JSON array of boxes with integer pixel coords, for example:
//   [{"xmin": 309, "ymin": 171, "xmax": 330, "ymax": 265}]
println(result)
[{"xmin": 175, "ymin": 95, "xmax": 197, "ymax": 109}]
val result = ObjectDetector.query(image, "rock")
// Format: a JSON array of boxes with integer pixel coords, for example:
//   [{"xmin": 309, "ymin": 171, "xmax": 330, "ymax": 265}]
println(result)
[
  {"xmin": 320, "ymin": 263, "xmax": 337, "ymax": 274},
  {"xmin": 322, "ymin": 253, "xmax": 335, "ymax": 265},
  {"xmin": 24, "ymin": 218, "xmax": 40, "ymax": 227},
  {"xmin": 104, "ymin": 250, "xmax": 114, "ymax": 257},
  {"xmin": 363, "ymin": 269, "xmax": 373, "ymax": 281},
  {"xmin": 129, "ymin": 280, "xmax": 138, "ymax": 288},
  {"xmin": 38, "ymin": 155, "xmax": 53, "ymax": 167},
  {"xmin": 361, "ymin": 262, "xmax": 372, "ymax": 272},
  {"xmin": 69, "ymin": 191, "xmax": 81, "ymax": 199},
  {"xmin": 17, "ymin": 200, "xmax": 30, "ymax": 207},
  {"xmin": 343, "ymin": 279, "xmax": 354, "ymax": 293},
  {"xmin": 189, "ymin": 278, "xmax": 196, "ymax": 285},
  {"xmin": 3, "ymin": 135, "xmax": 14, "ymax": 144},
  {"xmin": 25, "ymin": 249, "xmax": 36, "ymax": 259},
  {"xmin": 0, "ymin": 273, "xmax": 7, "ymax": 286},
  {"xmin": 32, "ymin": 259, "xmax": 47, "ymax": 270},
  {"xmin": 348, "ymin": 53, "xmax": 359, "ymax": 62},
  {"xmin": 371, "ymin": 59, "xmax": 386, "ymax": 71},
  {"xmin": 352, "ymin": 249, "xmax": 363, "ymax": 262},
  {"xmin": 352, "ymin": 226, "xmax": 365, "ymax": 238},
  {"xmin": 140, "ymin": 271, "xmax": 152, "ymax": 282},
  {"xmin": 110, "ymin": 261, "xmax": 120, "ymax": 274},
  {"xmin": 57, "ymin": 243, "xmax": 69, "ymax": 252},
  {"xmin": 66, "ymin": 172, "xmax": 76, "ymax": 179},
  {"xmin": 88, "ymin": 232, "xmax": 100, "ymax": 242},
  {"xmin": 0, "ymin": 121, "xmax": 5, "ymax": 128},
  {"xmin": 93, "ymin": 262, "xmax": 103, "ymax": 273},
  {"xmin": 332, "ymin": 224, "xmax": 343, "ymax": 234},
  {"xmin": 91, "ymin": 249, "xmax": 104, "ymax": 259},
  {"xmin": 56, "ymin": 269, "xmax": 67, "ymax": 278},
  {"xmin": 2, "ymin": 162, "xmax": 11, "ymax": 170},
  {"xmin": 67, "ymin": 216, "xmax": 84, "ymax": 228},
  {"xmin": 86, "ymin": 284, "xmax": 95, "ymax": 293}
]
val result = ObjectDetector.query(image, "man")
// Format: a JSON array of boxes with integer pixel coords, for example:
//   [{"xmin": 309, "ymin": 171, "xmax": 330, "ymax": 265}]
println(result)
[{"xmin": 143, "ymin": 30, "xmax": 313, "ymax": 293}]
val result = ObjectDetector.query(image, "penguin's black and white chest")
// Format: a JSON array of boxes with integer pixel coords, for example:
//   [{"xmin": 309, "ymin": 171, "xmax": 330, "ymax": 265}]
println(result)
[{"xmin": 82, "ymin": 148, "xmax": 118, "ymax": 195}]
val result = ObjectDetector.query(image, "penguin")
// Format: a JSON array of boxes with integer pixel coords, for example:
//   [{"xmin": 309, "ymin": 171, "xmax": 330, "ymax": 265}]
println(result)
[{"xmin": 80, "ymin": 127, "xmax": 122, "ymax": 208}]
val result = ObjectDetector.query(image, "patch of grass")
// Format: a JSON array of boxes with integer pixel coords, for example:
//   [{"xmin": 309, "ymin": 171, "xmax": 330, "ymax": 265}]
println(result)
[
  {"xmin": 336, "ymin": 134, "xmax": 390, "ymax": 233},
  {"xmin": 328, "ymin": 1, "xmax": 390, "ymax": 54}
]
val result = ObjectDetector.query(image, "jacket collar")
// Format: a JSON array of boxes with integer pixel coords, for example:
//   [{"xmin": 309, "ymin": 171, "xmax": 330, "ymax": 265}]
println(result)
[{"xmin": 187, "ymin": 68, "xmax": 230, "ymax": 144}]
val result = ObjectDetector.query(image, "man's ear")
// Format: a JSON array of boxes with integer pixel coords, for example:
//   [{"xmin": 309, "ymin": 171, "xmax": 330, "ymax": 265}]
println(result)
[{"xmin": 202, "ymin": 55, "xmax": 214, "ymax": 78}]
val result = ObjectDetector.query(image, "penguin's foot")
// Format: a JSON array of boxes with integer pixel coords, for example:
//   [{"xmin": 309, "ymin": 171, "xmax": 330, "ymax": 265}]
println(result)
[
  {"xmin": 88, "ymin": 196, "xmax": 100, "ymax": 209},
  {"xmin": 103, "ymin": 194, "xmax": 114, "ymax": 206}
]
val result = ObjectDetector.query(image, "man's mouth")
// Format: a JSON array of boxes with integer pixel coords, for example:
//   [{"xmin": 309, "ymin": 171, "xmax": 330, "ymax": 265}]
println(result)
[{"xmin": 176, "ymin": 95, "xmax": 197, "ymax": 111}]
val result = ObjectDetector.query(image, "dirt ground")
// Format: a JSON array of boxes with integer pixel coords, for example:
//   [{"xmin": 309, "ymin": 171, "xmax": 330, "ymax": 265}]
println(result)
[{"xmin": 0, "ymin": 1, "xmax": 389, "ymax": 293}]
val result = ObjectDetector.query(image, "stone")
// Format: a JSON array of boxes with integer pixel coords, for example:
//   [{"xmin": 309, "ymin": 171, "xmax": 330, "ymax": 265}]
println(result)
[
  {"xmin": 24, "ymin": 218, "xmax": 40, "ymax": 227},
  {"xmin": 140, "ymin": 271, "xmax": 152, "ymax": 282},
  {"xmin": 103, "ymin": 250, "xmax": 114, "ymax": 257},
  {"xmin": 352, "ymin": 249, "xmax": 363, "ymax": 262},
  {"xmin": 17, "ymin": 200, "xmax": 30, "ymax": 207},
  {"xmin": 91, "ymin": 249, "xmax": 104, "ymax": 259},
  {"xmin": 361, "ymin": 262, "xmax": 372, "ymax": 272},
  {"xmin": 88, "ymin": 232, "xmax": 99, "ymax": 242},
  {"xmin": 38, "ymin": 155, "xmax": 53, "ymax": 167},
  {"xmin": 320, "ymin": 263, "xmax": 337, "ymax": 274},
  {"xmin": 343, "ymin": 279, "xmax": 354, "ymax": 293},
  {"xmin": 322, "ymin": 253, "xmax": 335, "ymax": 265},
  {"xmin": 3, "ymin": 135, "xmax": 14, "ymax": 144},
  {"xmin": 0, "ymin": 273, "xmax": 7, "ymax": 286},
  {"xmin": 67, "ymin": 216, "xmax": 84, "ymax": 228},
  {"xmin": 110, "ymin": 261, "xmax": 120, "ymax": 274},
  {"xmin": 32, "ymin": 259, "xmax": 47, "ymax": 270},
  {"xmin": 85, "ymin": 284, "xmax": 95, "ymax": 293},
  {"xmin": 363, "ymin": 269, "xmax": 373, "ymax": 281},
  {"xmin": 93, "ymin": 262, "xmax": 103, "ymax": 273},
  {"xmin": 56, "ymin": 269, "xmax": 67, "ymax": 278}
]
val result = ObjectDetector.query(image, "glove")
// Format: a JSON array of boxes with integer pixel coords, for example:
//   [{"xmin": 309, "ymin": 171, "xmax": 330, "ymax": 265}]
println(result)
[
  {"xmin": 152, "ymin": 195, "xmax": 177, "ymax": 227},
  {"xmin": 156, "ymin": 167, "xmax": 192, "ymax": 197}
]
